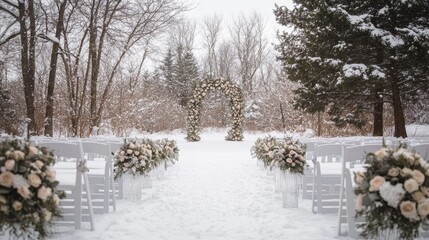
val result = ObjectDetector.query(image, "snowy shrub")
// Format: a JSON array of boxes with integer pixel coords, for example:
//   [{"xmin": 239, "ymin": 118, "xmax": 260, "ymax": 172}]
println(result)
[
  {"xmin": 186, "ymin": 78, "xmax": 244, "ymax": 141},
  {"xmin": 354, "ymin": 144, "xmax": 429, "ymax": 240},
  {"xmin": 113, "ymin": 138, "xmax": 179, "ymax": 180},
  {"xmin": 0, "ymin": 139, "xmax": 65, "ymax": 239},
  {"xmin": 251, "ymin": 136, "xmax": 307, "ymax": 174}
]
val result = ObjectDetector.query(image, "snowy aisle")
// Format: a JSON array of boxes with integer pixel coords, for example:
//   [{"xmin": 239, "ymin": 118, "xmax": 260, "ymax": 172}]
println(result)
[{"xmin": 52, "ymin": 135, "xmax": 339, "ymax": 240}]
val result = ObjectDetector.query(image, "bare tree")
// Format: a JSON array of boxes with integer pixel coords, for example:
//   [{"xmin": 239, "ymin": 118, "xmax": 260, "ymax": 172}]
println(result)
[
  {"xmin": 201, "ymin": 13, "xmax": 222, "ymax": 77},
  {"xmin": 229, "ymin": 12, "xmax": 268, "ymax": 98},
  {"xmin": 0, "ymin": 0, "xmax": 39, "ymax": 136},
  {"xmin": 169, "ymin": 17, "xmax": 197, "ymax": 52}
]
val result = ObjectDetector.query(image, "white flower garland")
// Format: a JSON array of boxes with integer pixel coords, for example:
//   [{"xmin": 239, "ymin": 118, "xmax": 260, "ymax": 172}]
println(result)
[{"xmin": 186, "ymin": 78, "xmax": 244, "ymax": 141}]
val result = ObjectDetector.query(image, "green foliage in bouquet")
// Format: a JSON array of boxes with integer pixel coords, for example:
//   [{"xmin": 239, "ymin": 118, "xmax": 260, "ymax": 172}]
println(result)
[
  {"xmin": 0, "ymin": 139, "xmax": 65, "ymax": 239},
  {"xmin": 251, "ymin": 136, "xmax": 307, "ymax": 174},
  {"xmin": 113, "ymin": 138, "xmax": 179, "ymax": 180},
  {"xmin": 354, "ymin": 144, "xmax": 429, "ymax": 240},
  {"xmin": 186, "ymin": 78, "xmax": 244, "ymax": 142}
]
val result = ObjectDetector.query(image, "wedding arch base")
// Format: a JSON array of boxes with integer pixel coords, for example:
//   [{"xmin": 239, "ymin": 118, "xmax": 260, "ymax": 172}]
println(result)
[{"xmin": 186, "ymin": 78, "xmax": 244, "ymax": 142}]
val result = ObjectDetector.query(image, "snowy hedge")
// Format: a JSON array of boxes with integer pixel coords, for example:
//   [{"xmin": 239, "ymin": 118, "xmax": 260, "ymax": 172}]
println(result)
[{"xmin": 186, "ymin": 78, "xmax": 244, "ymax": 141}]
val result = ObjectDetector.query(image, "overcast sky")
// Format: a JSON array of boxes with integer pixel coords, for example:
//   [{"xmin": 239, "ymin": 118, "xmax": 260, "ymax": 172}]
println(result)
[{"xmin": 186, "ymin": 0, "xmax": 294, "ymax": 41}]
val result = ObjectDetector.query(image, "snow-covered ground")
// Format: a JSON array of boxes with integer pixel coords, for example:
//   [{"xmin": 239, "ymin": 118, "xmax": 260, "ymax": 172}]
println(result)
[{"xmin": 48, "ymin": 131, "xmax": 340, "ymax": 240}]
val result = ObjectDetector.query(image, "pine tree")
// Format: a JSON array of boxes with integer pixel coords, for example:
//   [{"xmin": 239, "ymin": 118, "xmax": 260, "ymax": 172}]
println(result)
[
  {"xmin": 275, "ymin": 0, "xmax": 429, "ymax": 137},
  {"xmin": 160, "ymin": 48, "xmax": 175, "ymax": 93},
  {"xmin": 172, "ymin": 45, "xmax": 199, "ymax": 107}
]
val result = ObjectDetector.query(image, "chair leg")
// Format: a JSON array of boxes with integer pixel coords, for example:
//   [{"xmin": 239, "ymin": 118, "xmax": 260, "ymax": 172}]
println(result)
[{"xmin": 83, "ymin": 172, "xmax": 95, "ymax": 231}]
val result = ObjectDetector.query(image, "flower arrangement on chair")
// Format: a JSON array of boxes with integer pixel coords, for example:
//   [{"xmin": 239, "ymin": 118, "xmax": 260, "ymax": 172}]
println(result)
[
  {"xmin": 0, "ymin": 139, "xmax": 65, "ymax": 239},
  {"xmin": 354, "ymin": 144, "xmax": 429, "ymax": 240}
]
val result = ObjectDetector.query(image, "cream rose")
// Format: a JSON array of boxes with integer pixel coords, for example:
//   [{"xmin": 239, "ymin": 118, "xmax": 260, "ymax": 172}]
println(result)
[
  {"xmin": 53, "ymin": 194, "xmax": 60, "ymax": 206},
  {"xmin": 126, "ymin": 149, "xmax": 133, "ymax": 154},
  {"xmin": 0, "ymin": 195, "xmax": 7, "ymax": 204},
  {"xmin": 375, "ymin": 148, "xmax": 389, "ymax": 160},
  {"xmin": 401, "ymin": 167, "xmax": 413, "ymax": 177},
  {"xmin": 35, "ymin": 160, "xmax": 44, "ymax": 169},
  {"xmin": 412, "ymin": 170, "xmax": 425, "ymax": 185},
  {"xmin": 418, "ymin": 199, "xmax": 429, "ymax": 218},
  {"xmin": 28, "ymin": 146, "xmax": 39, "ymax": 156},
  {"xmin": 45, "ymin": 167, "xmax": 56, "ymax": 182},
  {"xmin": 413, "ymin": 191, "xmax": 426, "ymax": 203},
  {"xmin": 42, "ymin": 208, "xmax": 52, "ymax": 222},
  {"xmin": 404, "ymin": 178, "xmax": 419, "ymax": 193},
  {"xmin": 13, "ymin": 201, "xmax": 22, "ymax": 211},
  {"xmin": 355, "ymin": 194, "xmax": 364, "ymax": 212},
  {"xmin": 286, "ymin": 158, "xmax": 293, "ymax": 163},
  {"xmin": 28, "ymin": 174, "xmax": 42, "ymax": 188},
  {"xmin": 129, "ymin": 143, "xmax": 136, "ymax": 149},
  {"xmin": 37, "ymin": 186, "xmax": 52, "ymax": 201},
  {"xmin": 4, "ymin": 159, "xmax": 15, "ymax": 171},
  {"xmin": 355, "ymin": 172, "xmax": 366, "ymax": 185},
  {"xmin": 388, "ymin": 168, "xmax": 400, "ymax": 177},
  {"xmin": 369, "ymin": 176, "xmax": 385, "ymax": 191},
  {"xmin": 400, "ymin": 201, "xmax": 419, "ymax": 220},
  {"xmin": 0, "ymin": 171, "xmax": 13, "ymax": 188},
  {"xmin": 17, "ymin": 186, "xmax": 31, "ymax": 199},
  {"xmin": 13, "ymin": 150, "xmax": 25, "ymax": 160}
]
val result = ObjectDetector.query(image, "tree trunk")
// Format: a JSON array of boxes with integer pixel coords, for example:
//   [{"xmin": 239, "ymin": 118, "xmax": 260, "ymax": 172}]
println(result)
[
  {"xmin": 44, "ymin": 0, "xmax": 68, "ymax": 137},
  {"xmin": 317, "ymin": 112, "xmax": 322, "ymax": 136},
  {"xmin": 279, "ymin": 102, "xmax": 286, "ymax": 130},
  {"xmin": 390, "ymin": 72, "xmax": 407, "ymax": 138},
  {"xmin": 372, "ymin": 89, "xmax": 383, "ymax": 136},
  {"xmin": 18, "ymin": 0, "xmax": 37, "ymax": 137}
]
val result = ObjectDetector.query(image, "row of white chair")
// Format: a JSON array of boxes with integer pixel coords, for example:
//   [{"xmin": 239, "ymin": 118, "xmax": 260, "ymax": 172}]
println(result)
[{"xmin": 36, "ymin": 140, "xmax": 123, "ymax": 231}]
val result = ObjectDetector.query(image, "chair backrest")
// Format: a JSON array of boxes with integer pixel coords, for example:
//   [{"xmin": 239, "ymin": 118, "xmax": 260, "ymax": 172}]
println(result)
[
  {"xmin": 81, "ymin": 141, "xmax": 110, "ymax": 158},
  {"xmin": 38, "ymin": 142, "xmax": 83, "ymax": 161},
  {"xmin": 343, "ymin": 144, "xmax": 382, "ymax": 169},
  {"xmin": 410, "ymin": 144, "xmax": 429, "ymax": 160},
  {"xmin": 314, "ymin": 144, "xmax": 344, "ymax": 163}
]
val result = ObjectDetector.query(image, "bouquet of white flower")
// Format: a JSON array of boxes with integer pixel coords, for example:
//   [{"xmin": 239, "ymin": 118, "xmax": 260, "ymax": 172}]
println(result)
[
  {"xmin": 113, "ymin": 138, "xmax": 179, "ymax": 180},
  {"xmin": 354, "ymin": 144, "xmax": 429, "ymax": 240},
  {"xmin": 0, "ymin": 139, "xmax": 65, "ymax": 239},
  {"xmin": 251, "ymin": 136, "xmax": 307, "ymax": 174}
]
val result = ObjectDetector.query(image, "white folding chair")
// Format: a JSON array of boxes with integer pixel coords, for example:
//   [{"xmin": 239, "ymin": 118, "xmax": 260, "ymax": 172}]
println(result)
[
  {"xmin": 109, "ymin": 142, "xmax": 124, "ymax": 200},
  {"xmin": 81, "ymin": 141, "xmax": 116, "ymax": 213},
  {"xmin": 338, "ymin": 144, "xmax": 382, "ymax": 237},
  {"xmin": 312, "ymin": 143, "xmax": 344, "ymax": 214},
  {"xmin": 38, "ymin": 142, "xmax": 95, "ymax": 231}
]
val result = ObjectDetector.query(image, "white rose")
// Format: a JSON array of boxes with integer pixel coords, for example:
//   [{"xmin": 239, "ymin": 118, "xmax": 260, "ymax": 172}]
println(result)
[
  {"xmin": 400, "ymin": 201, "xmax": 419, "ymax": 220},
  {"xmin": 374, "ymin": 148, "xmax": 389, "ymax": 160},
  {"xmin": 4, "ymin": 160, "xmax": 15, "ymax": 171},
  {"xmin": 129, "ymin": 143, "xmax": 136, "ymax": 149},
  {"xmin": 418, "ymin": 199, "xmax": 429, "ymax": 218},
  {"xmin": 388, "ymin": 168, "xmax": 400, "ymax": 177},
  {"xmin": 35, "ymin": 160, "xmax": 44, "ymax": 169},
  {"xmin": 404, "ymin": 179, "xmax": 419, "ymax": 193},
  {"xmin": 412, "ymin": 170, "xmax": 425, "ymax": 185},
  {"xmin": 0, "ymin": 171, "xmax": 13, "ymax": 188},
  {"xmin": 355, "ymin": 172, "xmax": 366, "ymax": 185},
  {"xmin": 119, "ymin": 150, "xmax": 125, "ymax": 156},
  {"xmin": 355, "ymin": 194, "xmax": 364, "ymax": 212},
  {"xmin": 28, "ymin": 146, "xmax": 39, "ymax": 156},
  {"xmin": 28, "ymin": 174, "xmax": 42, "ymax": 188},
  {"xmin": 134, "ymin": 151, "xmax": 140, "ymax": 156},
  {"xmin": 53, "ymin": 194, "xmax": 60, "ymax": 206},
  {"xmin": 369, "ymin": 176, "xmax": 385, "ymax": 192},
  {"xmin": 401, "ymin": 167, "xmax": 413, "ymax": 177},
  {"xmin": 413, "ymin": 191, "xmax": 426, "ymax": 203},
  {"xmin": 13, "ymin": 201, "xmax": 22, "ymax": 211},
  {"xmin": 13, "ymin": 150, "xmax": 25, "ymax": 160},
  {"xmin": 0, "ymin": 195, "xmax": 7, "ymax": 204},
  {"xmin": 45, "ymin": 167, "xmax": 56, "ymax": 182},
  {"xmin": 42, "ymin": 208, "xmax": 52, "ymax": 222},
  {"xmin": 37, "ymin": 186, "xmax": 52, "ymax": 202},
  {"xmin": 126, "ymin": 149, "xmax": 133, "ymax": 154},
  {"xmin": 17, "ymin": 186, "xmax": 31, "ymax": 199}
]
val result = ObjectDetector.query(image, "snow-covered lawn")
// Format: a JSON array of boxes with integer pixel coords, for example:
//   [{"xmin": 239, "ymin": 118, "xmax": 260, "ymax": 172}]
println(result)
[{"xmin": 49, "ymin": 131, "xmax": 339, "ymax": 240}]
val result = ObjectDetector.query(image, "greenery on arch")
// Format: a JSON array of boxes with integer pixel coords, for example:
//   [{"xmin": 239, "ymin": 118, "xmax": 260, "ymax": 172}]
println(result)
[{"xmin": 186, "ymin": 78, "xmax": 244, "ymax": 141}]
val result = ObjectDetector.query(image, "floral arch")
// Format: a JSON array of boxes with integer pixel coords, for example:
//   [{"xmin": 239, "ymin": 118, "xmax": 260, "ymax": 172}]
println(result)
[{"xmin": 186, "ymin": 78, "xmax": 244, "ymax": 141}]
